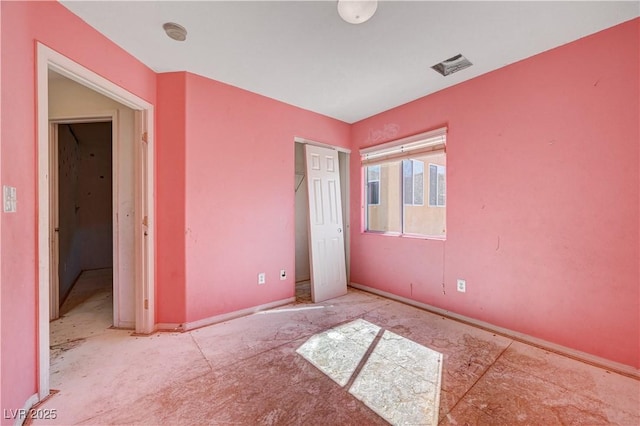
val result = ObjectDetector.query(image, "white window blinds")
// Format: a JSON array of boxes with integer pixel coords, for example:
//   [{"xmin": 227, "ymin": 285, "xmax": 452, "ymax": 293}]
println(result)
[{"xmin": 360, "ymin": 127, "xmax": 447, "ymax": 166}]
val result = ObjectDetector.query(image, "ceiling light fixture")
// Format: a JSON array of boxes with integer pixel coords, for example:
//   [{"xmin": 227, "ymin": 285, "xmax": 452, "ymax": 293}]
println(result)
[
  {"xmin": 163, "ymin": 22, "xmax": 187, "ymax": 42},
  {"xmin": 337, "ymin": 0, "xmax": 378, "ymax": 24}
]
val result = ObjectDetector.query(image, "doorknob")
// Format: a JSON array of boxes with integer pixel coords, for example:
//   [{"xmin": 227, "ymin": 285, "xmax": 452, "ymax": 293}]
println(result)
[{"xmin": 338, "ymin": 228, "xmax": 342, "ymax": 233}]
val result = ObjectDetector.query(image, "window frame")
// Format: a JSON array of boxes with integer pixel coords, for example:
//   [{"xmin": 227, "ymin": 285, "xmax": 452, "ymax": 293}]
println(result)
[{"xmin": 360, "ymin": 128, "xmax": 447, "ymax": 239}]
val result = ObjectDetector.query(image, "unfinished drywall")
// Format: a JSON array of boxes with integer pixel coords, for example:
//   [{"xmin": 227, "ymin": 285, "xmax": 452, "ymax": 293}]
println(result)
[
  {"xmin": 76, "ymin": 122, "xmax": 113, "ymax": 269},
  {"xmin": 57, "ymin": 122, "xmax": 112, "ymax": 301},
  {"xmin": 57, "ymin": 124, "xmax": 82, "ymax": 300},
  {"xmin": 350, "ymin": 18, "xmax": 640, "ymax": 368},
  {"xmin": 294, "ymin": 142, "xmax": 310, "ymax": 282}
]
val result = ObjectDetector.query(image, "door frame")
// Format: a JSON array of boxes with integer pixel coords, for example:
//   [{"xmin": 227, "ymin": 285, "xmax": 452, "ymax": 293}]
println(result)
[
  {"xmin": 36, "ymin": 43, "xmax": 156, "ymax": 400},
  {"xmin": 48, "ymin": 115, "xmax": 117, "ymax": 321},
  {"xmin": 293, "ymin": 137, "xmax": 351, "ymax": 290}
]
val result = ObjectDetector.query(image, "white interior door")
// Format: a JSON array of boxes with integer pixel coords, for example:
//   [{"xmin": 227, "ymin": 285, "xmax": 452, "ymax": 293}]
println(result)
[{"xmin": 305, "ymin": 144, "xmax": 347, "ymax": 302}]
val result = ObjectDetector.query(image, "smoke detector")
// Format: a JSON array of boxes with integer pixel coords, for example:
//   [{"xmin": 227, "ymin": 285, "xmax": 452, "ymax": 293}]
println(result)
[
  {"xmin": 163, "ymin": 22, "xmax": 187, "ymax": 42},
  {"xmin": 432, "ymin": 54, "xmax": 472, "ymax": 76}
]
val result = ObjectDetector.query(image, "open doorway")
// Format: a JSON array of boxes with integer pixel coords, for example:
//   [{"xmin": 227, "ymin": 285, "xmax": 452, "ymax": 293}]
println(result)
[
  {"xmin": 294, "ymin": 140, "xmax": 350, "ymax": 303},
  {"xmin": 37, "ymin": 44, "xmax": 155, "ymax": 401},
  {"xmin": 49, "ymin": 120, "xmax": 115, "ymax": 346},
  {"xmin": 47, "ymin": 69, "xmax": 138, "ymax": 333}
]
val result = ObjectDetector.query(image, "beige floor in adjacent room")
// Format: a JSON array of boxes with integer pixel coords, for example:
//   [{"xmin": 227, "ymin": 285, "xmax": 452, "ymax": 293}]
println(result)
[
  {"xmin": 50, "ymin": 268, "xmax": 114, "ymax": 349},
  {"xmin": 34, "ymin": 273, "xmax": 639, "ymax": 425}
]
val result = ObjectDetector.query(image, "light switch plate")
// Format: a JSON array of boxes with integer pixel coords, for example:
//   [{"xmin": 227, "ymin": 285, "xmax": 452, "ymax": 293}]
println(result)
[{"xmin": 3, "ymin": 185, "xmax": 17, "ymax": 213}]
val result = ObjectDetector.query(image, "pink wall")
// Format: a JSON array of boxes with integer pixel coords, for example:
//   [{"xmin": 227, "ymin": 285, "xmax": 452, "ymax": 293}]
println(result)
[
  {"xmin": 156, "ymin": 73, "xmax": 187, "ymax": 324},
  {"xmin": 0, "ymin": 0, "xmax": 155, "ymax": 418},
  {"xmin": 0, "ymin": 0, "xmax": 637, "ymax": 417},
  {"xmin": 183, "ymin": 72, "xmax": 350, "ymax": 322},
  {"xmin": 350, "ymin": 19, "xmax": 639, "ymax": 368}
]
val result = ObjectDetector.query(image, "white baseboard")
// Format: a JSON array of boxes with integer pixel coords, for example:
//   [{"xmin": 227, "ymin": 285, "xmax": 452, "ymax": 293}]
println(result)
[
  {"xmin": 12, "ymin": 393, "xmax": 39, "ymax": 426},
  {"xmin": 182, "ymin": 297, "xmax": 296, "ymax": 331},
  {"xmin": 155, "ymin": 323, "xmax": 183, "ymax": 332},
  {"xmin": 349, "ymin": 282, "xmax": 640, "ymax": 379},
  {"xmin": 113, "ymin": 320, "xmax": 134, "ymax": 329}
]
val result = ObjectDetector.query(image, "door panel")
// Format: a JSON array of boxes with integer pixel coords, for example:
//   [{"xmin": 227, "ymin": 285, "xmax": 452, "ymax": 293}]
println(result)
[
  {"xmin": 305, "ymin": 144, "xmax": 347, "ymax": 302},
  {"xmin": 312, "ymin": 179, "xmax": 324, "ymax": 224}
]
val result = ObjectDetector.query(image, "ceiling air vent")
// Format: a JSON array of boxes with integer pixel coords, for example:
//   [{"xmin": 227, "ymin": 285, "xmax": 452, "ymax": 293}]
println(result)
[{"xmin": 431, "ymin": 54, "xmax": 472, "ymax": 76}]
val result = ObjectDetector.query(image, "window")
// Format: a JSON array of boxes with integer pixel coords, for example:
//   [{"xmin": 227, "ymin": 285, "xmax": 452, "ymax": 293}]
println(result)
[
  {"xmin": 361, "ymin": 128, "xmax": 446, "ymax": 238},
  {"xmin": 366, "ymin": 165, "xmax": 380, "ymax": 205},
  {"xmin": 428, "ymin": 164, "xmax": 446, "ymax": 207}
]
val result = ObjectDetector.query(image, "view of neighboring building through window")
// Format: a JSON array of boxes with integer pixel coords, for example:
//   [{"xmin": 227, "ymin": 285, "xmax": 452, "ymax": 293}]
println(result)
[
  {"xmin": 362, "ymin": 129, "xmax": 447, "ymax": 238},
  {"xmin": 367, "ymin": 165, "xmax": 380, "ymax": 205},
  {"xmin": 403, "ymin": 159, "xmax": 424, "ymax": 206},
  {"xmin": 429, "ymin": 164, "xmax": 446, "ymax": 207}
]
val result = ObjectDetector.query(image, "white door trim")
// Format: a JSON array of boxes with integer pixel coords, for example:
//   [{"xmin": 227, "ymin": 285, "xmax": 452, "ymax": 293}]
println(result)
[
  {"xmin": 338, "ymin": 150, "xmax": 351, "ymax": 283},
  {"xmin": 36, "ymin": 43, "xmax": 156, "ymax": 400},
  {"xmin": 294, "ymin": 136, "xmax": 352, "ymax": 154}
]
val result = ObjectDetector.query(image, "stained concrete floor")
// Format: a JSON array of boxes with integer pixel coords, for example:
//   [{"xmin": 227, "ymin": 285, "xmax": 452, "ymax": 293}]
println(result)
[{"xmin": 35, "ymin": 273, "xmax": 639, "ymax": 425}]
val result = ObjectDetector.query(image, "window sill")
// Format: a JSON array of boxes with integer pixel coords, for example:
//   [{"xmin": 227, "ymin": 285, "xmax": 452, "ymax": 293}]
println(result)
[{"xmin": 362, "ymin": 231, "xmax": 446, "ymax": 241}]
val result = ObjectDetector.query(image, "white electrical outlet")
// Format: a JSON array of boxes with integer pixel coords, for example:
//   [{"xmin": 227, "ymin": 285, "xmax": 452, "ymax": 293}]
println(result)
[
  {"xmin": 258, "ymin": 273, "xmax": 266, "ymax": 285},
  {"xmin": 280, "ymin": 269, "xmax": 287, "ymax": 280},
  {"xmin": 457, "ymin": 279, "xmax": 466, "ymax": 293}
]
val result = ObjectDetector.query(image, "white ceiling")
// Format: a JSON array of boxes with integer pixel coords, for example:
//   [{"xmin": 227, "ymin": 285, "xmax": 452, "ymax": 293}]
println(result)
[{"xmin": 60, "ymin": 1, "xmax": 639, "ymax": 123}]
